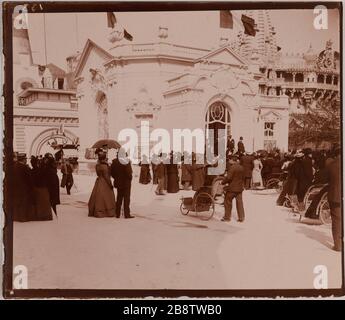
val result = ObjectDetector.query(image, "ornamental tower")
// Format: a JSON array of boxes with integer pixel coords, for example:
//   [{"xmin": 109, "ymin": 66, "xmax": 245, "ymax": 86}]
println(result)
[{"xmin": 235, "ymin": 10, "xmax": 279, "ymax": 67}]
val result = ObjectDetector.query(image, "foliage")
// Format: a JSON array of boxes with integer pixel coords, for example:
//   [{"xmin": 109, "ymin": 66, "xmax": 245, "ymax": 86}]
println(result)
[{"xmin": 289, "ymin": 97, "xmax": 340, "ymax": 149}]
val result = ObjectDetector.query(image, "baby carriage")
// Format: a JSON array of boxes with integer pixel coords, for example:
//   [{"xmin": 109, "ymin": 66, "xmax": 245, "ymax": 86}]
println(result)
[{"xmin": 179, "ymin": 175, "xmax": 225, "ymax": 220}]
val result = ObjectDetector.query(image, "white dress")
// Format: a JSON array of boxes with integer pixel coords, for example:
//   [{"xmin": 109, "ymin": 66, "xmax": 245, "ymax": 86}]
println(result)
[{"xmin": 252, "ymin": 159, "xmax": 263, "ymax": 187}]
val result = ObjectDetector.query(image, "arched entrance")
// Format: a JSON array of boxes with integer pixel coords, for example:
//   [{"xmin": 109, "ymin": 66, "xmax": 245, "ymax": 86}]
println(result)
[
  {"xmin": 205, "ymin": 102, "xmax": 231, "ymax": 155},
  {"xmin": 30, "ymin": 128, "xmax": 78, "ymax": 156}
]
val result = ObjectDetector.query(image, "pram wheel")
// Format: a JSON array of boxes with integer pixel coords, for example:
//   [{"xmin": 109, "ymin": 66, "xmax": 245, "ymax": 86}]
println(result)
[
  {"xmin": 194, "ymin": 192, "xmax": 215, "ymax": 221},
  {"xmin": 317, "ymin": 193, "xmax": 331, "ymax": 225},
  {"xmin": 266, "ymin": 178, "xmax": 281, "ymax": 193},
  {"xmin": 180, "ymin": 202, "xmax": 190, "ymax": 216}
]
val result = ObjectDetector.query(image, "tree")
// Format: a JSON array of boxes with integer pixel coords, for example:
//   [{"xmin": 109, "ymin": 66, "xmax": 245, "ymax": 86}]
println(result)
[{"xmin": 289, "ymin": 96, "xmax": 340, "ymax": 149}]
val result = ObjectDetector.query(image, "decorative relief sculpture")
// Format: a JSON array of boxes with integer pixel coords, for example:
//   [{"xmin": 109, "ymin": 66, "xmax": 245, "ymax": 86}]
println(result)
[
  {"xmin": 317, "ymin": 40, "xmax": 339, "ymax": 70},
  {"xmin": 89, "ymin": 67, "xmax": 107, "ymax": 92},
  {"xmin": 126, "ymin": 85, "xmax": 161, "ymax": 115},
  {"xmin": 209, "ymin": 66, "xmax": 240, "ymax": 93}
]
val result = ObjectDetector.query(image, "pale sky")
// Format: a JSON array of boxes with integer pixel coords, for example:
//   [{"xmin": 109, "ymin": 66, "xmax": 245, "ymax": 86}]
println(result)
[{"xmin": 26, "ymin": 9, "xmax": 340, "ymax": 68}]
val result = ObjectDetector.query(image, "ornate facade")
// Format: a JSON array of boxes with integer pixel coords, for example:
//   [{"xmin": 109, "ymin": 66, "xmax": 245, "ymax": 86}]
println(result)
[
  {"xmin": 13, "ymin": 24, "xmax": 79, "ymax": 157},
  {"xmin": 13, "ymin": 10, "xmax": 340, "ymax": 162},
  {"xmin": 258, "ymin": 40, "xmax": 340, "ymax": 114},
  {"xmin": 74, "ymin": 19, "xmax": 289, "ymax": 162}
]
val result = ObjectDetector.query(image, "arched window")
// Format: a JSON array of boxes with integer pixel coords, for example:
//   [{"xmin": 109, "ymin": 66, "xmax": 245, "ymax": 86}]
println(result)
[
  {"xmin": 205, "ymin": 102, "xmax": 231, "ymax": 156},
  {"xmin": 295, "ymin": 73, "xmax": 304, "ymax": 82},
  {"xmin": 326, "ymin": 75, "xmax": 332, "ymax": 84},
  {"xmin": 264, "ymin": 122, "xmax": 275, "ymax": 137},
  {"xmin": 317, "ymin": 74, "xmax": 324, "ymax": 83}
]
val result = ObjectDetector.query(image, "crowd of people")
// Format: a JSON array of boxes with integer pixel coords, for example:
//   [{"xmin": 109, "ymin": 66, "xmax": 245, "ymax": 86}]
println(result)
[
  {"xmin": 10, "ymin": 138, "xmax": 342, "ymax": 252},
  {"xmin": 275, "ymin": 147, "xmax": 342, "ymax": 252},
  {"xmin": 12, "ymin": 153, "xmax": 67, "ymax": 222}
]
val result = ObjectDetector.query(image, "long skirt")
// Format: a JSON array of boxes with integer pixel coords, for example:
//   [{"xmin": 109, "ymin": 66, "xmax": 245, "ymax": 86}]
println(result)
[
  {"xmin": 33, "ymin": 187, "xmax": 53, "ymax": 221},
  {"xmin": 252, "ymin": 169, "xmax": 263, "ymax": 187},
  {"xmin": 181, "ymin": 165, "xmax": 192, "ymax": 184},
  {"xmin": 13, "ymin": 197, "xmax": 35, "ymax": 222},
  {"xmin": 192, "ymin": 168, "xmax": 205, "ymax": 191},
  {"xmin": 167, "ymin": 172, "xmax": 179, "ymax": 193},
  {"xmin": 139, "ymin": 165, "xmax": 151, "ymax": 184},
  {"xmin": 88, "ymin": 177, "xmax": 116, "ymax": 217}
]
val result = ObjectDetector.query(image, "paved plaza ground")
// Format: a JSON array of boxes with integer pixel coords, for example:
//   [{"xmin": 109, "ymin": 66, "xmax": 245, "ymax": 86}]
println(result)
[{"xmin": 13, "ymin": 169, "xmax": 343, "ymax": 290}]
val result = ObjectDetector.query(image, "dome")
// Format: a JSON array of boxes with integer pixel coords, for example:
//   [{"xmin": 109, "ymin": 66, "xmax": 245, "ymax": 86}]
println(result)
[{"xmin": 303, "ymin": 44, "xmax": 317, "ymax": 65}]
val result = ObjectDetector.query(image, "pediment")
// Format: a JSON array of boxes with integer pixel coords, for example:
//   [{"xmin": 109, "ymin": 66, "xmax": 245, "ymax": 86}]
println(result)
[
  {"xmin": 196, "ymin": 46, "xmax": 247, "ymax": 67},
  {"xmin": 261, "ymin": 110, "xmax": 282, "ymax": 121},
  {"xmin": 74, "ymin": 39, "xmax": 113, "ymax": 79}
]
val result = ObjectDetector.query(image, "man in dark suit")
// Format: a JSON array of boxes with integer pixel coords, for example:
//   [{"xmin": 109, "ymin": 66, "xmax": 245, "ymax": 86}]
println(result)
[
  {"xmin": 227, "ymin": 135, "xmax": 235, "ymax": 155},
  {"xmin": 111, "ymin": 150, "xmax": 134, "ymax": 219},
  {"xmin": 221, "ymin": 155, "xmax": 245, "ymax": 222},
  {"xmin": 240, "ymin": 152, "xmax": 254, "ymax": 189},
  {"xmin": 326, "ymin": 147, "xmax": 342, "ymax": 252},
  {"xmin": 237, "ymin": 136, "xmax": 245, "ymax": 155}
]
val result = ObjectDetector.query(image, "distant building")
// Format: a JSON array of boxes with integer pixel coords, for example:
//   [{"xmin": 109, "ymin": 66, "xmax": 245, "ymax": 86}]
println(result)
[
  {"xmin": 73, "ymin": 10, "xmax": 290, "ymax": 165},
  {"xmin": 13, "ymin": 21, "xmax": 79, "ymax": 158},
  {"xmin": 12, "ymin": 10, "xmax": 340, "ymax": 165}
]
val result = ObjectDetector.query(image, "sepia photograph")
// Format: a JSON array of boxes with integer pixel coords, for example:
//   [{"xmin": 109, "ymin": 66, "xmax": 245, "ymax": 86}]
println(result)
[{"xmin": 2, "ymin": 1, "xmax": 343, "ymax": 299}]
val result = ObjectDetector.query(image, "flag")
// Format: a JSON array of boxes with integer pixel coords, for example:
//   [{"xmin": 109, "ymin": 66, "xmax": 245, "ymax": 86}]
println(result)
[
  {"xmin": 124, "ymin": 29, "xmax": 133, "ymax": 41},
  {"xmin": 107, "ymin": 12, "xmax": 116, "ymax": 28},
  {"xmin": 107, "ymin": 12, "xmax": 133, "ymax": 41},
  {"xmin": 220, "ymin": 10, "xmax": 233, "ymax": 29},
  {"xmin": 241, "ymin": 14, "xmax": 256, "ymax": 36}
]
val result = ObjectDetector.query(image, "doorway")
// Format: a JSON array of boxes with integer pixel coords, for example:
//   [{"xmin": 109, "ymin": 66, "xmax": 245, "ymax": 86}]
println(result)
[{"xmin": 205, "ymin": 102, "xmax": 231, "ymax": 156}]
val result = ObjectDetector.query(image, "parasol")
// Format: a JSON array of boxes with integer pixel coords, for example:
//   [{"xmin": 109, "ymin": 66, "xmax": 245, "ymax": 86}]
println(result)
[{"xmin": 92, "ymin": 139, "xmax": 121, "ymax": 149}]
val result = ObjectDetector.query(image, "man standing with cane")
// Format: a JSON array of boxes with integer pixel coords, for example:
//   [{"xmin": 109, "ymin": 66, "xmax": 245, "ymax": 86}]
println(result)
[
  {"xmin": 221, "ymin": 155, "xmax": 245, "ymax": 222},
  {"xmin": 111, "ymin": 149, "xmax": 135, "ymax": 219}
]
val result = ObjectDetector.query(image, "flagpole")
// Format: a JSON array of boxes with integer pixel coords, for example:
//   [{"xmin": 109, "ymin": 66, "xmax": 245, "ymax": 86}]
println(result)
[
  {"xmin": 75, "ymin": 13, "xmax": 79, "ymax": 52},
  {"xmin": 43, "ymin": 13, "xmax": 48, "ymax": 65}
]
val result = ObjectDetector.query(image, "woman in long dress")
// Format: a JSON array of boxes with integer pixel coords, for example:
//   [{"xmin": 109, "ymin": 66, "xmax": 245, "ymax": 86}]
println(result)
[
  {"xmin": 191, "ymin": 153, "xmax": 205, "ymax": 191},
  {"xmin": 166, "ymin": 152, "xmax": 179, "ymax": 193},
  {"xmin": 30, "ymin": 156, "xmax": 53, "ymax": 221},
  {"xmin": 43, "ymin": 153, "xmax": 60, "ymax": 217},
  {"xmin": 139, "ymin": 156, "xmax": 151, "ymax": 185},
  {"xmin": 12, "ymin": 153, "xmax": 36, "ymax": 222},
  {"xmin": 88, "ymin": 152, "xmax": 116, "ymax": 217},
  {"xmin": 252, "ymin": 155, "xmax": 264, "ymax": 189}
]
